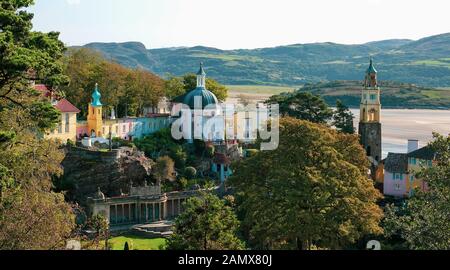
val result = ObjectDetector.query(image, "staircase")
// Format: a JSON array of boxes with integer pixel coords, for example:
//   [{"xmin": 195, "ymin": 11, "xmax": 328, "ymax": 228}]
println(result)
[{"xmin": 131, "ymin": 221, "xmax": 174, "ymax": 238}]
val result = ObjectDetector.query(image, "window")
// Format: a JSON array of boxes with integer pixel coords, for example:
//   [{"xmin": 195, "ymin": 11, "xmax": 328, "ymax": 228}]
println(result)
[
  {"xmin": 58, "ymin": 122, "xmax": 62, "ymax": 134},
  {"xmin": 395, "ymin": 173, "xmax": 402, "ymax": 180},
  {"xmin": 123, "ymin": 125, "xmax": 126, "ymax": 133},
  {"xmin": 65, "ymin": 113, "xmax": 70, "ymax": 133},
  {"xmin": 428, "ymin": 160, "xmax": 433, "ymax": 167},
  {"xmin": 115, "ymin": 126, "xmax": 118, "ymax": 134},
  {"xmin": 410, "ymin": 175, "xmax": 414, "ymax": 182},
  {"xmin": 410, "ymin": 158, "xmax": 417, "ymax": 165},
  {"xmin": 395, "ymin": 183, "xmax": 401, "ymax": 190},
  {"xmin": 370, "ymin": 94, "xmax": 376, "ymax": 100}
]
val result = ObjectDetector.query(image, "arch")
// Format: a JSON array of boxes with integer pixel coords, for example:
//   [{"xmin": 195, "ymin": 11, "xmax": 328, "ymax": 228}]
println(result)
[
  {"xmin": 366, "ymin": 146, "xmax": 371, "ymax": 157},
  {"xmin": 369, "ymin": 108, "xmax": 377, "ymax": 122}
]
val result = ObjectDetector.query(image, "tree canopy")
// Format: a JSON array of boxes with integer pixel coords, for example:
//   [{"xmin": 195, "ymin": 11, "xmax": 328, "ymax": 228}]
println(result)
[
  {"xmin": 62, "ymin": 48, "xmax": 165, "ymax": 118},
  {"xmin": 0, "ymin": 0, "xmax": 75, "ymax": 250},
  {"xmin": 266, "ymin": 92, "xmax": 333, "ymax": 124},
  {"xmin": 166, "ymin": 191, "xmax": 245, "ymax": 250},
  {"xmin": 229, "ymin": 117, "xmax": 383, "ymax": 250},
  {"xmin": 333, "ymin": 100, "xmax": 355, "ymax": 134}
]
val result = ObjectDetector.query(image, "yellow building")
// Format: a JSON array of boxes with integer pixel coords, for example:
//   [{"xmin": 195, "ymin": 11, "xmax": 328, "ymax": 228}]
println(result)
[
  {"xmin": 46, "ymin": 98, "xmax": 81, "ymax": 142},
  {"xmin": 87, "ymin": 83, "xmax": 104, "ymax": 137}
]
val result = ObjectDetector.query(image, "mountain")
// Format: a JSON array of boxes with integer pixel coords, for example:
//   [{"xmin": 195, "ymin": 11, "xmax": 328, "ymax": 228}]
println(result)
[
  {"xmin": 81, "ymin": 33, "xmax": 450, "ymax": 87},
  {"xmin": 299, "ymin": 80, "xmax": 450, "ymax": 109}
]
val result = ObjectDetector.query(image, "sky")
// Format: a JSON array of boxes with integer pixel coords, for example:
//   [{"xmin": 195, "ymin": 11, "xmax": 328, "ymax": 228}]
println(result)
[{"xmin": 29, "ymin": 0, "xmax": 450, "ymax": 50}]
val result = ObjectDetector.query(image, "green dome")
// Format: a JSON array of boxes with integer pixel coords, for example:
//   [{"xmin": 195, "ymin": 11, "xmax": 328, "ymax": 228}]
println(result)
[
  {"xmin": 91, "ymin": 83, "xmax": 103, "ymax": 107},
  {"xmin": 367, "ymin": 58, "xmax": 377, "ymax": 74},
  {"xmin": 174, "ymin": 87, "xmax": 219, "ymax": 110},
  {"xmin": 183, "ymin": 87, "xmax": 218, "ymax": 109}
]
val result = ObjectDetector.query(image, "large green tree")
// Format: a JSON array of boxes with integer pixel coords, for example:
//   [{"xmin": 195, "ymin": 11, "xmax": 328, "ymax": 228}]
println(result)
[
  {"xmin": 267, "ymin": 92, "xmax": 333, "ymax": 124},
  {"xmin": 229, "ymin": 117, "xmax": 383, "ymax": 250},
  {"xmin": 384, "ymin": 133, "xmax": 450, "ymax": 250},
  {"xmin": 0, "ymin": 0, "xmax": 75, "ymax": 249},
  {"xmin": 166, "ymin": 191, "xmax": 245, "ymax": 250},
  {"xmin": 62, "ymin": 48, "xmax": 165, "ymax": 118}
]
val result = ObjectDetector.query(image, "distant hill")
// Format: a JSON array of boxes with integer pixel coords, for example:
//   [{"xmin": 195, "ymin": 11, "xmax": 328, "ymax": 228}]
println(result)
[
  {"xmin": 81, "ymin": 33, "xmax": 450, "ymax": 87},
  {"xmin": 298, "ymin": 80, "xmax": 450, "ymax": 109}
]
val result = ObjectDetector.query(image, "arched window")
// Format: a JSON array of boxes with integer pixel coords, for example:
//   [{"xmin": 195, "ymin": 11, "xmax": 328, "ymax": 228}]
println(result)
[
  {"xmin": 366, "ymin": 146, "xmax": 371, "ymax": 157},
  {"xmin": 369, "ymin": 109, "xmax": 376, "ymax": 122}
]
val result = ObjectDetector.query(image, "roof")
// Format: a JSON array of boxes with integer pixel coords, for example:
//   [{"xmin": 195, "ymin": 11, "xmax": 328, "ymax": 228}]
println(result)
[
  {"xmin": 407, "ymin": 145, "xmax": 436, "ymax": 160},
  {"xmin": 384, "ymin": 153, "xmax": 408, "ymax": 173},
  {"xmin": 173, "ymin": 87, "xmax": 218, "ymax": 110},
  {"xmin": 55, "ymin": 99, "xmax": 81, "ymax": 113},
  {"xmin": 91, "ymin": 83, "xmax": 103, "ymax": 107},
  {"xmin": 34, "ymin": 84, "xmax": 52, "ymax": 98},
  {"xmin": 197, "ymin": 62, "xmax": 206, "ymax": 76},
  {"xmin": 366, "ymin": 58, "xmax": 377, "ymax": 74}
]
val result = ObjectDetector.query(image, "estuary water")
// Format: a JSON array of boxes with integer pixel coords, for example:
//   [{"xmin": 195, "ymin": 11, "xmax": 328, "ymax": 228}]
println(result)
[{"xmin": 351, "ymin": 109, "xmax": 450, "ymax": 158}]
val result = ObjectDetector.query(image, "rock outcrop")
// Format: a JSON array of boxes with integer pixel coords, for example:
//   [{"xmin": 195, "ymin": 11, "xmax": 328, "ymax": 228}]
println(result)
[{"xmin": 61, "ymin": 146, "xmax": 154, "ymax": 205}]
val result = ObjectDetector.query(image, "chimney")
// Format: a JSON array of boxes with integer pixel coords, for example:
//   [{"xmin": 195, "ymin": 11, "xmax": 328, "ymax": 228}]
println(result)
[{"xmin": 408, "ymin": 139, "xmax": 419, "ymax": 153}]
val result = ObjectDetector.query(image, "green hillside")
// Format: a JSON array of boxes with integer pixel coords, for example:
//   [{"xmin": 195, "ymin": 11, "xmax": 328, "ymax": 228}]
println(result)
[
  {"xmin": 298, "ymin": 81, "xmax": 450, "ymax": 109},
  {"xmin": 82, "ymin": 33, "xmax": 450, "ymax": 88}
]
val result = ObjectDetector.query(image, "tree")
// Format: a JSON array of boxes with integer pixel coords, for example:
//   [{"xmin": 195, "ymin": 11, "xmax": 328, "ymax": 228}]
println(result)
[
  {"xmin": 62, "ymin": 48, "xmax": 165, "ymax": 119},
  {"xmin": 153, "ymin": 156, "xmax": 176, "ymax": 185},
  {"xmin": 383, "ymin": 133, "xmax": 450, "ymax": 250},
  {"xmin": 166, "ymin": 191, "xmax": 245, "ymax": 250},
  {"xmin": 268, "ymin": 92, "xmax": 333, "ymax": 124},
  {"xmin": 0, "ymin": 0, "xmax": 76, "ymax": 250},
  {"xmin": 86, "ymin": 214, "xmax": 110, "ymax": 250},
  {"xmin": 164, "ymin": 76, "xmax": 185, "ymax": 99},
  {"xmin": 184, "ymin": 167, "xmax": 197, "ymax": 180},
  {"xmin": 333, "ymin": 100, "xmax": 355, "ymax": 134},
  {"xmin": 229, "ymin": 117, "xmax": 383, "ymax": 250}
]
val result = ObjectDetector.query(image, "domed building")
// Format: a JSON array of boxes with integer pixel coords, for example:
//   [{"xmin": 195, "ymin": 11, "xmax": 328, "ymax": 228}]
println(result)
[
  {"xmin": 173, "ymin": 63, "xmax": 219, "ymax": 110},
  {"xmin": 172, "ymin": 63, "xmax": 224, "ymax": 143}
]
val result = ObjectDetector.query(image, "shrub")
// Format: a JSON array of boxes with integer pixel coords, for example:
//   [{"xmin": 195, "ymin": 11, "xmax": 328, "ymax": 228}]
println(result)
[{"xmin": 184, "ymin": 167, "xmax": 197, "ymax": 179}]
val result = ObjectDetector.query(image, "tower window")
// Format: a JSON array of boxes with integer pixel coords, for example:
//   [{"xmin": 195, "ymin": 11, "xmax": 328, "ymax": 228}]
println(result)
[{"xmin": 370, "ymin": 94, "xmax": 376, "ymax": 100}]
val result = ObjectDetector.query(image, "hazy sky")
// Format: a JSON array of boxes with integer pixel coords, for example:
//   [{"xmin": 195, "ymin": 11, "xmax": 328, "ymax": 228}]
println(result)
[{"xmin": 30, "ymin": 0, "xmax": 450, "ymax": 50}]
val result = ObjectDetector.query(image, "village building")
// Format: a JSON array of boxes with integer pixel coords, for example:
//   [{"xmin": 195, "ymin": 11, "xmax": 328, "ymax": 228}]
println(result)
[
  {"xmin": 381, "ymin": 139, "xmax": 434, "ymax": 198},
  {"xmin": 359, "ymin": 58, "xmax": 382, "ymax": 179}
]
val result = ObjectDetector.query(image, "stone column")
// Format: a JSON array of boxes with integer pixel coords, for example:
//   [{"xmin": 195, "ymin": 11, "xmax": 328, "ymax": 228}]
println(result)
[
  {"xmin": 145, "ymin": 204, "xmax": 148, "ymax": 222},
  {"xmin": 152, "ymin": 203, "xmax": 155, "ymax": 222},
  {"xmin": 115, "ymin": 205, "xmax": 118, "ymax": 224},
  {"xmin": 172, "ymin": 200, "xmax": 175, "ymax": 217},
  {"xmin": 159, "ymin": 203, "xmax": 162, "ymax": 221}
]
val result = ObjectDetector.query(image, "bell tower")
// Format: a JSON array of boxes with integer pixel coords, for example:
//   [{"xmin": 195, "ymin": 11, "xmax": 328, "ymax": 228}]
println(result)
[
  {"xmin": 88, "ymin": 83, "xmax": 103, "ymax": 138},
  {"xmin": 359, "ymin": 58, "xmax": 382, "ymax": 167}
]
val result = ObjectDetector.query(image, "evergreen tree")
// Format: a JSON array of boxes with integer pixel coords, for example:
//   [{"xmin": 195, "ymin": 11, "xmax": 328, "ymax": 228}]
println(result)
[
  {"xmin": 268, "ymin": 92, "xmax": 333, "ymax": 124},
  {"xmin": 124, "ymin": 242, "xmax": 130, "ymax": 251},
  {"xmin": 166, "ymin": 191, "xmax": 245, "ymax": 250},
  {"xmin": 333, "ymin": 100, "xmax": 355, "ymax": 134},
  {"xmin": 229, "ymin": 117, "xmax": 383, "ymax": 250},
  {"xmin": 0, "ymin": 0, "xmax": 75, "ymax": 249}
]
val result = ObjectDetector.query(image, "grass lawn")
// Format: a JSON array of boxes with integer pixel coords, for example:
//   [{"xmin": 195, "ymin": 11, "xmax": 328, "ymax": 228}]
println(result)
[
  {"xmin": 109, "ymin": 235, "xmax": 167, "ymax": 250},
  {"xmin": 226, "ymin": 84, "xmax": 298, "ymax": 95}
]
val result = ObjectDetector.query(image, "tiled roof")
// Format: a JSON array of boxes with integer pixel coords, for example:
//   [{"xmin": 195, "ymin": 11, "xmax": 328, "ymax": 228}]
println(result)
[
  {"xmin": 407, "ymin": 146, "xmax": 436, "ymax": 160},
  {"xmin": 34, "ymin": 84, "xmax": 52, "ymax": 98},
  {"xmin": 384, "ymin": 153, "xmax": 408, "ymax": 173},
  {"xmin": 34, "ymin": 84, "xmax": 49, "ymax": 91},
  {"xmin": 54, "ymin": 99, "xmax": 81, "ymax": 113}
]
